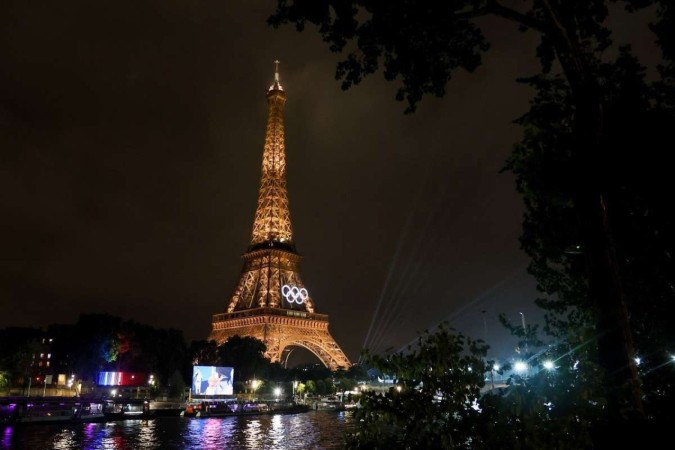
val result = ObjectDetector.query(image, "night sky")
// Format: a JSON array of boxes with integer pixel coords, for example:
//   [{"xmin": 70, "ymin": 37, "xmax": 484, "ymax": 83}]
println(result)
[{"xmin": 1, "ymin": 1, "xmax": 658, "ymax": 364}]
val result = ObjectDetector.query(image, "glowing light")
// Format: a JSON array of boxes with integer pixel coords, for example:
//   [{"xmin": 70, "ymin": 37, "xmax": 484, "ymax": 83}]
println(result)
[
  {"xmin": 281, "ymin": 285, "xmax": 308, "ymax": 304},
  {"xmin": 514, "ymin": 361, "xmax": 528, "ymax": 373},
  {"xmin": 634, "ymin": 357, "xmax": 641, "ymax": 366},
  {"xmin": 274, "ymin": 387, "xmax": 282, "ymax": 397},
  {"xmin": 396, "ymin": 385, "xmax": 402, "ymax": 392},
  {"xmin": 493, "ymin": 363, "xmax": 500, "ymax": 371},
  {"xmin": 543, "ymin": 360, "xmax": 555, "ymax": 370},
  {"xmin": 110, "ymin": 389, "xmax": 117, "ymax": 397}
]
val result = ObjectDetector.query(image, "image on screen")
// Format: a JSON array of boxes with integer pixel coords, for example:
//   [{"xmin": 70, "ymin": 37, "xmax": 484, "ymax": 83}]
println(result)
[{"xmin": 192, "ymin": 366, "xmax": 234, "ymax": 396}]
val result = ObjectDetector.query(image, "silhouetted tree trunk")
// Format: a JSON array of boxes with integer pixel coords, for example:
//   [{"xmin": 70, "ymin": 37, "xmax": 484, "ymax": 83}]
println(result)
[{"xmin": 541, "ymin": 0, "xmax": 643, "ymax": 416}]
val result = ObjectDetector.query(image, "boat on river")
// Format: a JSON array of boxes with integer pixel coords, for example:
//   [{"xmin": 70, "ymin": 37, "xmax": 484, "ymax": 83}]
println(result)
[
  {"xmin": 101, "ymin": 399, "xmax": 150, "ymax": 420},
  {"xmin": 0, "ymin": 399, "xmax": 77, "ymax": 424},
  {"xmin": 183, "ymin": 399, "xmax": 309, "ymax": 418},
  {"xmin": 74, "ymin": 401, "xmax": 105, "ymax": 422},
  {"xmin": 310, "ymin": 396, "xmax": 346, "ymax": 411},
  {"xmin": 0, "ymin": 396, "xmax": 182, "ymax": 424}
]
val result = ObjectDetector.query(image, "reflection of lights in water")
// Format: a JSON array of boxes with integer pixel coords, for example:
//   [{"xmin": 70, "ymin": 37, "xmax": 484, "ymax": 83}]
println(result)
[
  {"xmin": 203, "ymin": 418, "xmax": 223, "ymax": 446},
  {"xmin": 2, "ymin": 427, "xmax": 12, "ymax": 447},
  {"xmin": 284, "ymin": 411, "xmax": 321, "ymax": 446},
  {"xmin": 100, "ymin": 421, "xmax": 129, "ymax": 450},
  {"xmin": 0, "ymin": 413, "xmax": 355, "ymax": 449},
  {"xmin": 245, "ymin": 419, "xmax": 262, "ymax": 449},
  {"xmin": 52, "ymin": 430, "xmax": 77, "ymax": 450},
  {"xmin": 137, "ymin": 420, "xmax": 156, "ymax": 447},
  {"xmin": 186, "ymin": 417, "xmax": 236, "ymax": 449},
  {"xmin": 271, "ymin": 414, "xmax": 284, "ymax": 447},
  {"xmin": 84, "ymin": 423, "xmax": 96, "ymax": 438},
  {"xmin": 81, "ymin": 423, "xmax": 108, "ymax": 450}
]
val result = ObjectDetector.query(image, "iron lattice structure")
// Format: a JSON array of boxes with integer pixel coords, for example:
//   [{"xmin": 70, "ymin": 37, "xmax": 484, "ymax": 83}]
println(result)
[{"xmin": 209, "ymin": 64, "xmax": 350, "ymax": 370}]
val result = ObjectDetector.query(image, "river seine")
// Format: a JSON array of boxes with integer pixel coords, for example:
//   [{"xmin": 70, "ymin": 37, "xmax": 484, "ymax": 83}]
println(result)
[{"xmin": 1, "ymin": 410, "xmax": 355, "ymax": 449}]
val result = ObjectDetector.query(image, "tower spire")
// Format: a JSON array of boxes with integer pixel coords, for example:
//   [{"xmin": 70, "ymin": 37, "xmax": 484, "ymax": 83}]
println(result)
[
  {"xmin": 250, "ymin": 60, "xmax": 293, "ymax": 248},
  {"xmin": 270, "ymin": 59, "xmax": 283, "ymax": 91}
]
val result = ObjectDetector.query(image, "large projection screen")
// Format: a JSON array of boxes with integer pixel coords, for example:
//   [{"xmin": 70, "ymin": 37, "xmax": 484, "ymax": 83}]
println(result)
[{"xmin": 192, "ymin": 366, "xmax": 234, "ymax": 395}]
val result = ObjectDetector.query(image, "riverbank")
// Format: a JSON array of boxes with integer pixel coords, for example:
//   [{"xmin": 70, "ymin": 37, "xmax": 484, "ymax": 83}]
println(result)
[
  {"xmin": 1, "ymin": 396, "xmax": 316, "ymax": 425},
  {"xmin": 0, "ymin": 396, "xmax": 182, "ymax": 424}
]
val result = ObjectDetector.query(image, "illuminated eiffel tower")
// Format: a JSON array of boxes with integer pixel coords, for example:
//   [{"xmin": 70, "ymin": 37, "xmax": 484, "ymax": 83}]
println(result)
[{"xmin": 209, "ymin": 62, "xmax": 350, "ymax": 370}]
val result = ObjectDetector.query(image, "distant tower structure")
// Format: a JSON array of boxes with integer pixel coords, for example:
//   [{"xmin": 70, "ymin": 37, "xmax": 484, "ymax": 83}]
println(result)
[{"xmin": 209, "ymin": 62, "xmax": 350, "ymax": 370}]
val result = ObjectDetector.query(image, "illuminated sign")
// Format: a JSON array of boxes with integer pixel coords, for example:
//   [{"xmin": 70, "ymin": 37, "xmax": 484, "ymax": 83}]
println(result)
[
  {"xmin": 281, "ymin": 285, "xmax": 308, "ymax": 305},
  {"xmin": 97, "ymin": 372, "xmax": 147, "ymax": 386},
  {"xmin": 192, "ymin": 366, "xmax": 234, "ymax": 396}
]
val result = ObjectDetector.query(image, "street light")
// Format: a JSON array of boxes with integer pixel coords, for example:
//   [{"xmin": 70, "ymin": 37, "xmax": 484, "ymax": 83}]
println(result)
[
  {"xmin": 490, "ymin": 363, "xmax": 500, "ymax": 390},
  {"xmin": 514, "ymin": 361, "xmax": 528, "ymax": 374},
  {"xmin": 543, "ymin": 360, "xmax": 555, "ymax": 370},
  {"xmin": 274, "ymin": 387, "xmax": 282, "ymax": 401},
  {"xmin": 251, "ymin": 379, "xmax": 260, "ymax": 398}
]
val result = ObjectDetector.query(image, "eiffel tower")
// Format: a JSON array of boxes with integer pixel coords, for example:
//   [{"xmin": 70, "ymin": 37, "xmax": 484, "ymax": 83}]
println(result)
[{"xmin": 209, "ymin": 62, "xmax": 350, "ymax": 371}]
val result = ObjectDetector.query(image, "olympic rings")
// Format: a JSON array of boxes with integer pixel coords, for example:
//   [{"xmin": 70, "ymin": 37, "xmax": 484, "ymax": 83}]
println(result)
[{"xmin": 281, "ymin": 284, "xmax": 308, "ymax": 304}]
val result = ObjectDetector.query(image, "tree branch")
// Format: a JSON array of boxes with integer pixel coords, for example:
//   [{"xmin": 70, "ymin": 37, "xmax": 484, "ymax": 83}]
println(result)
[{"xmin": 454, "ymin": 0, "xmax": 547, "ymax": 34}]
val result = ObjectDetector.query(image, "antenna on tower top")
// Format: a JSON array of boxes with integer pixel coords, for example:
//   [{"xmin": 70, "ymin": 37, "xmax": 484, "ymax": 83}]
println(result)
[{"xmin": 269, "ymin": 60, "xmax": 284, "ymax": 92}]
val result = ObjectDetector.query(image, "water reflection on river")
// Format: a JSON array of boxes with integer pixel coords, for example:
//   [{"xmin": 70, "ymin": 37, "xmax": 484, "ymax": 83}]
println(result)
[{"xmin": 1, "ymin": 410, "xmax": 354, "ymax": 449}]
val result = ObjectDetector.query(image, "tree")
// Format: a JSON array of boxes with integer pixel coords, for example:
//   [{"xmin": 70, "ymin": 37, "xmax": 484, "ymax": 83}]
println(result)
[
  {"xmin": 167, "ymin": 370, "xmax": 187, "ymax": 399},
  {"xmin": 151, "ymin": 328, "xmax": 188, "ymax": 384},
  {"xmin": 305, "ymin": 379, "xmax": 317, "ymax": 395},
  {"xmin": 289, "ymin": 363, "xmax": 333, "ymax": 382},
  {"xmin": 315, "ymin": 379, "xmax": 327, "ymax": 396},
  {"xmin": 0, "ymin": 371, "xmax": 8, "ymax": 391},
  {"xmin": 269, "ymin": 0, "xmax": 675, "ymax": 421},
  {"xmin": 295, "ymin": 381, "xmax": 306, "ymax": 397},
  {"xmin": 336, "ymin": 377, "xmax": 357, "ymax": 400},
  {"xmin": 347, "ymin": 324, "xmax": 490, "ymax": 449},
  {"xmin": 189, "ymin": 340, "xmax": 220, "ymax": 366},
  {"xmin": 500, "ymin": 59, "xmax": 675, "ymax": 447},
  {"xmin": 346, "ymin": 364, "xmax": 369, "ymax": 381},
  {"xmin": 217, "ymin": 335, "xmax": 271, "ymax": 382},
  {"xmin": 233, "ymin": 380, "xmax": 246, "ymax": 394},
  {"xmin": 66, "ymin": 314, "xmax": 126, "ymax": 380},
  {"xmin": 0, "ymin": 327, "xmax": 42, "ymax": 385}
]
